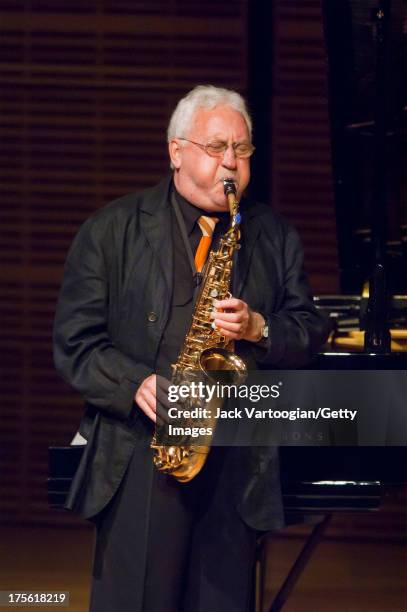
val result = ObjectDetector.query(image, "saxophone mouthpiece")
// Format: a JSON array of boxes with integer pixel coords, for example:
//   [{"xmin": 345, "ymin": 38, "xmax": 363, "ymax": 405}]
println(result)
[{"xmin": 223, "ymin": 178, "xmax": 237, "ymax": 197}]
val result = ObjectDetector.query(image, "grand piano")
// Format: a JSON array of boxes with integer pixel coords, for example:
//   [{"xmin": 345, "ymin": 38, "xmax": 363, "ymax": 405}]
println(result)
[{"xmin": 262, "ymin": 1, "xmax": 407, "ymax": 609}]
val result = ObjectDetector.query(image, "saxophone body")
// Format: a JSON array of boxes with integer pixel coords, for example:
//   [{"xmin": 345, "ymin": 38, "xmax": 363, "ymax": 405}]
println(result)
[{"xmin": 151, "ymin": 179, "xmax": 247, "ymax": 482}]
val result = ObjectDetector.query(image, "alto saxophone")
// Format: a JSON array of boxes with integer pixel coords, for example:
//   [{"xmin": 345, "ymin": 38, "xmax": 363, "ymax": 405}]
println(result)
[{"xmin": 151, "ymin": 179, "xmax": 247, "ymax": 482}]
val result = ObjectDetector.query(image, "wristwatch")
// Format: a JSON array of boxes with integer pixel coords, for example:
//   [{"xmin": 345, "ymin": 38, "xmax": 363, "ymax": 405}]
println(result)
[
  {"xmin": 259, "ymin": 321, "xmax": 269, "ymax": 340},
  {"xmin": 255, "ymin": 317, "xmax": 269, "ymax": 343},
  {"xmin": 260, "ymin": 321, "xmax": 269, "ymax": 339}
]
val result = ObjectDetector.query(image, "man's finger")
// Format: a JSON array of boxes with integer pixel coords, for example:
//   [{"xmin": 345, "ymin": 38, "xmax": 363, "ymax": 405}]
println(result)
[
  {"xmin": 156, "ymin": 384, "xmax": 172, "ymax": 408},
  {"xmin": 156, "ymin": 375, "xmax": 172, "ymax": 393},
  {"xmin": 137, "ymin": 387, "xmax": 157, "ymax": 412},
  {"xmin": 212, "ymin": 311, "xmax": 242, "ymax": 324},
  {"xmin": 214, "ymin": 319, "xmax": 242, "ymax": 333},
  {"xmin": 214, "ymin": 297, "xmax": 242, "ymax": 310},
  {"xmin": 214, "ymin": 323, "xmax": 240, "ymax": 339},
  {"xmin": 156, "ymin": 401, "xmax": 170, "ymax": 424},
  {"xmin": 136, "ymin": 397, "xmax": 157, "ymax": 423}
]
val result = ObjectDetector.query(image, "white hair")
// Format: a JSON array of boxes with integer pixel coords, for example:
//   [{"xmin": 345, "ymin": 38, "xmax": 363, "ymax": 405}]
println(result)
[{"xmin": 167, "ymin": 85, "xmax": 252, "ymax": 142}]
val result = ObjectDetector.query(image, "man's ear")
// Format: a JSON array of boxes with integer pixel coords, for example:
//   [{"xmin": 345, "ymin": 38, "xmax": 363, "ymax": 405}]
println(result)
[{"xmin": 168, "ymin": 139, "xmax": 182, "ymax": 169}]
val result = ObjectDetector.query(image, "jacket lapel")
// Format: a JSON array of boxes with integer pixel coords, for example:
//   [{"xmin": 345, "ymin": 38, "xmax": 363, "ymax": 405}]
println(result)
[{"xmin": 139, "ymin": 175, "xmax": 173, "ymax": 299}]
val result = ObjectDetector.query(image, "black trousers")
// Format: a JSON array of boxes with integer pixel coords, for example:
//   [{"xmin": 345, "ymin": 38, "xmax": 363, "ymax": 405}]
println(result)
[{"xmin": 89, "ymin": 442, "xmax": 257, "ymax": 612}]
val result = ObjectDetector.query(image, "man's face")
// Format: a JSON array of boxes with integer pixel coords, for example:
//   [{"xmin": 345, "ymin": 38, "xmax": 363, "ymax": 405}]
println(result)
[{"xmin": 169, "ymin": 105, "xmax": 251, "ymax": 213}]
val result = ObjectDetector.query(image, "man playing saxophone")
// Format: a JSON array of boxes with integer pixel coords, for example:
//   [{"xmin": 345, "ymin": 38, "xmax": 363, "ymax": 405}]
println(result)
[{"xmin": 54, "ymin": 85, "xmax": 329, "ymax": 612}]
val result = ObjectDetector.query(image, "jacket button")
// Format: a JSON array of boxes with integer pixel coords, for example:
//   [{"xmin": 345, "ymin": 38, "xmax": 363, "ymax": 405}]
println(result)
[{"xmin": 147, "ymin": 312, "xmax": 158, "ymax": 322}]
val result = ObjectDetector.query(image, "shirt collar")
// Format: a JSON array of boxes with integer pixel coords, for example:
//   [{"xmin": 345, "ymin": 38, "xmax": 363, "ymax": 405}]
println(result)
[
  {"xmin": 173, "ymin": 184, "xmax": 203, "ymax": 236},
  {"xmin": 172, "ymin": 183, "xmax": 230, "ymax": 235}
]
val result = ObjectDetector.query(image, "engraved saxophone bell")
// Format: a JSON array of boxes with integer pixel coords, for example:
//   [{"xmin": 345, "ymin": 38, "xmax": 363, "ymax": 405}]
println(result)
[{"xmin": 200, "ymin": 347, "xmax": 247, "ymax": 386}]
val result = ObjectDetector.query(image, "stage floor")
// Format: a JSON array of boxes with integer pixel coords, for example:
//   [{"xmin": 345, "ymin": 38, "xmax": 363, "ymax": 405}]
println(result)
[{"xmin": 0, "ymin": 524, "xmax": 406, "ymax": 611}]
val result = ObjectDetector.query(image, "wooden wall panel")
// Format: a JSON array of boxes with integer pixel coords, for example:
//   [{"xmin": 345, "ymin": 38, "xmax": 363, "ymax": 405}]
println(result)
[
  {"xmin": 0, "ymin": 0, "xmax": 248, "ymax": 525},
  {"xmin": 271, "ymin": 0, "xmax": 340, "ymax": 293},
  {"xmin": 0, "ymin": 0, "xmax": 405, "ymax": 542}
]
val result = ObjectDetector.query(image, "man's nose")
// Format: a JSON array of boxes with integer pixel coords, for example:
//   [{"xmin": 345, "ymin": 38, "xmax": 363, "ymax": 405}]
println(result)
[{"xmin": 221, "ymin": 144, "xmax": 237, "ymax": 169}]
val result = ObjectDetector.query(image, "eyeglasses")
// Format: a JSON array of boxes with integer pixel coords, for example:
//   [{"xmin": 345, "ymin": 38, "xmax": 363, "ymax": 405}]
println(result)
[{"xmin": 176, "ymin": 137, "xmax": 255, "ymax": 159}]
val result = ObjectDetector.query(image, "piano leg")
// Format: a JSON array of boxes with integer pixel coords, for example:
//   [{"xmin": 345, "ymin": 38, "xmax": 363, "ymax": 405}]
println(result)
[{"xmin": 255, "ymin": 514, "xmax": 333, "ymax": 612}]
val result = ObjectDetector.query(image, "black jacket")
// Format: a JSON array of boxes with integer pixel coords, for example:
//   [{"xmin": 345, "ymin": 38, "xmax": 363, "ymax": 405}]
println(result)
[{"xmin": 53, "ymin": 174, "xmax": 329, "ymax": 530}]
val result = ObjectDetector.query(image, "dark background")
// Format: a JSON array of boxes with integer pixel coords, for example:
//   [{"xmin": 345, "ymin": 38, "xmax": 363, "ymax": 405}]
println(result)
[{"xmin": 0, "ymin": 0, "xmax": 405, "ymax": 542}]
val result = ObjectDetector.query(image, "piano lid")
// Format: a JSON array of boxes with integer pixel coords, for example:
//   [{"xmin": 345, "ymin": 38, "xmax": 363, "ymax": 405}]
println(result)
[{"xmin": 321, "ymin": 0, "xmax": 407, "ymax": 295}]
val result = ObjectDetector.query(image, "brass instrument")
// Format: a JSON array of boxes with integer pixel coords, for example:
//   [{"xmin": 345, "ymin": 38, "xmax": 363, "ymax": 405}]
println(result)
[{"xmin": 151, "ymin": 179, "xmax": 247, "ymax": 482}]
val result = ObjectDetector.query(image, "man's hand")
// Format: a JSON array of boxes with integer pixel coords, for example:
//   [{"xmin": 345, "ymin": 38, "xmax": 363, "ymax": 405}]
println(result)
[
  {"xmin": 134, "ymin": 374, "xmax": 172, "ymax": 424},
  {"xmin": 212, "ymin": 298, "xmax": 265, "ymax": 342}
]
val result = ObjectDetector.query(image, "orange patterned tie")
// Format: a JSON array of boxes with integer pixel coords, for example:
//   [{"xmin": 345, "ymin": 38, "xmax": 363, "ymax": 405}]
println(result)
[{"xmin": 194, "ymin": 216, "xmax": 219, "ymax": 272}]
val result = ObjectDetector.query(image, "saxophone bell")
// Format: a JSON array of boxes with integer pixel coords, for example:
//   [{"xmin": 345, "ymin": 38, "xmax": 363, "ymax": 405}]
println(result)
[{"xmin": 200, "ymin": 347, "xmax": 247, "ymax": 385}]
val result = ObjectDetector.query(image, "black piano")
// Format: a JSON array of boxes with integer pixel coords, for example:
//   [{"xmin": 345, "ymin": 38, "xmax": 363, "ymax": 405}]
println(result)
[{"xmin": 258, "ymin": 1, "xmax": 407, "ymax": 609}]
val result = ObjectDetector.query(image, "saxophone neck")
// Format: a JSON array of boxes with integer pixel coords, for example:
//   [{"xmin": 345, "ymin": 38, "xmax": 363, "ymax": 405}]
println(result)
[
  {"xmin": 223, "ymin": 179, "xmax": 241, "ymax": 233},
  {"xmin": 227, "ymin": 191, "xmax": 238, "ymax": 217}
]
